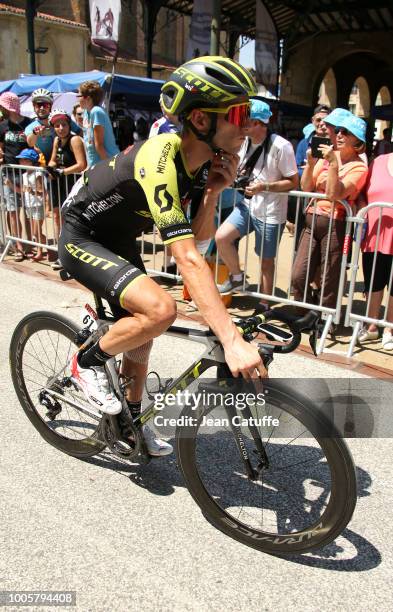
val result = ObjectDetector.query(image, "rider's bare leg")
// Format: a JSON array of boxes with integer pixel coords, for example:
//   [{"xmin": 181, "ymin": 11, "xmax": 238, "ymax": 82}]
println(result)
[
  {"xmin": 121, "ymin": 356, "xmax": 148, "ymax": 402},
  {"xmin": 98, "ymin": 275, "xmax": 177, "ymax": 356}
]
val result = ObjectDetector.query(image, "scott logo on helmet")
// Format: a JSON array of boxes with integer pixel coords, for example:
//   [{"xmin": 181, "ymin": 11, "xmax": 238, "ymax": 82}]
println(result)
[{"xmin": 175, "ymin": 67, "xmax": 233, "ymax": 103}]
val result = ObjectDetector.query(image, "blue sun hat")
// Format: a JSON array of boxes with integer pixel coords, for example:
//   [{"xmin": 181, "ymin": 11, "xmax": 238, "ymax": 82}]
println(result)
[
  {"xmin": 323, "ymin": 107, "xmax": 352, "ymax": 127},
  {"xmin": 250, "ymin": 99, "xmax": 272, "ymax": 124},
  {"xmin": 303, "ymin": 123, "xmax": 315, "ymax": 140},
  {"xmin": 15, "ymin": 148, "xmax": 40, "ymax": 163},
  {"xmin": 336, "ymin": 114, "xmax": 367, "ymax": 142}
]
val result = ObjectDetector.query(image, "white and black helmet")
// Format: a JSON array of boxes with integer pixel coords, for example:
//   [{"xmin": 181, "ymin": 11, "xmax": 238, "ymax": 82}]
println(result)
[
  {"xmin": 31, "ymin": 88, "xmax": 54, "ymax": 104},
  {"xmin": 48, "ymin": 108, "xmax": 71, "ymax": 125}
]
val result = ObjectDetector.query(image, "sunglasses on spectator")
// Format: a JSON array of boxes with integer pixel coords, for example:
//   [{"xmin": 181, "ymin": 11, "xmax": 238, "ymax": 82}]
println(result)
[
  {"xmin": 76, "ymin": 112, "xmax": 83, "ymax": 116},
  {"xmin": 334, "ymin": 127, "xmax": 350, "ymax": 136},
  {"xmin": 76, "ymin": 93, "xmax": 88, "ymax": 98},
  {"xmin": 192, "ymin": 102, "xmax": 251, "ymax": 128}
]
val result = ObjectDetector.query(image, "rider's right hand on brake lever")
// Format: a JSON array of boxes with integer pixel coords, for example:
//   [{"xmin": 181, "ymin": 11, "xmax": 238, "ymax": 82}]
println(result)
[{"xmin": 223, "ymin": 334, "xmax": 268, "ymax": 380}]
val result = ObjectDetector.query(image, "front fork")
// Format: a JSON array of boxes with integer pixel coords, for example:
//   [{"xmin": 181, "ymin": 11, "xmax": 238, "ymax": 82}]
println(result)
[{"xmin": 217, "ymin": 363, "xmax": 270, "ymax": 480}]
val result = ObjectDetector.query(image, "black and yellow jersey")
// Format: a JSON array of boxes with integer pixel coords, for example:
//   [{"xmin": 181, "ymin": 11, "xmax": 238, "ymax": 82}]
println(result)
[{"xmin": 63, "ymin": 133, "xmax": 210, "ymax": 245}]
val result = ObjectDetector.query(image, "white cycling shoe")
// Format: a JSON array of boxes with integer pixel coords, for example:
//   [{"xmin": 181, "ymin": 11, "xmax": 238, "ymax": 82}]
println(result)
[
  {"xmin": 142, "ymin": 424, "xmax": 173, "ymax": 457},
  {"xmin": 71, "ymin": 353, "xmax": 122, "ymax": 415}
]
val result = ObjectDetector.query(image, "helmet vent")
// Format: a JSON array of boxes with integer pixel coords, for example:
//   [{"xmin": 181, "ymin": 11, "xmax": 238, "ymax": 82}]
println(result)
[
  {"xmin": 215, "ymin": 60, "xmax": 250, "ymax": 90},
  {"xmin": 205, "ymin": 66, "xmax": 235, "ymax": 87}
]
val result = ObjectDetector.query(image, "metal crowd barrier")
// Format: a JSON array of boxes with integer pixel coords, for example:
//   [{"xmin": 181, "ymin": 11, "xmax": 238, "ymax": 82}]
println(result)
[
  {"xmin": 0, "ymin": 163, "xmax": 79, "ymax": 262},
  {"xmin": 138, "ymin": 188, "xmax": 358, "ymax": 355},
  {"xmin": 2, "ymin": 161, "xmax": 391, "ymax": 359},
  {"xmin": 345, "ymin": 202, "xmax": 393, "ymax": 357}
]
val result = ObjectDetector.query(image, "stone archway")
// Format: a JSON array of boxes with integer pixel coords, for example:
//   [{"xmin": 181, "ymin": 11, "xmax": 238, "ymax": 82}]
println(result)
[
  {"xmin": 318, "ymin": 68, "xmax": 337, "ymax": 108},
  {"xmin": 348, "ymin": 76, "xmax": 370, "ymax": 118},
  {"xmin": 374, "ymin": 85, "xmax": 392, "ymax": 138}
]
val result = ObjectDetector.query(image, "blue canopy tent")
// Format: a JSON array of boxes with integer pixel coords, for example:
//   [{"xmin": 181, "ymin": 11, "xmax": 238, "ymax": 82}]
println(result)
[{"xmin": 0, "ymin": 70, "xmax": 164, "ymax": 111}]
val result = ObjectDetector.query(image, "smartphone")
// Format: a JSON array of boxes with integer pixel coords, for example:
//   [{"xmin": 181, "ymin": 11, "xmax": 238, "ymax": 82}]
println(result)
[{"xmin": 311, "ymin": 136, "xmax": 331, "ymax": 159}]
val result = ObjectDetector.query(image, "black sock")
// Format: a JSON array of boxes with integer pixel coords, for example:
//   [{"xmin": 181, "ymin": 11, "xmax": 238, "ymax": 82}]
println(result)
[
  {"xmin": 127, "ymin": 400, "xmax": 142, "ymax": 419},
  {"xmin": 78, "ymin": 341, "xmax": 113, "ymax": 369}
]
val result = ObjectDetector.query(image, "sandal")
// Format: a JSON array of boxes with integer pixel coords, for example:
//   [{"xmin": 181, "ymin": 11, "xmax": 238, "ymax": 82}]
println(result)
[
  {"xmin": 14, "ymin": 250, "xmax": 25, "ymax": 262},
  {"xmin": 31, "ymin": 253, "xmax": 44, "ymax": 262}
]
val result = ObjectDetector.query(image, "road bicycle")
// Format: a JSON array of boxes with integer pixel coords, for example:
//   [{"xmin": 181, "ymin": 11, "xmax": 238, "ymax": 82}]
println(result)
[{"xmin": 10, "ymin": 284, "xmax": 357, "ymax": 555}]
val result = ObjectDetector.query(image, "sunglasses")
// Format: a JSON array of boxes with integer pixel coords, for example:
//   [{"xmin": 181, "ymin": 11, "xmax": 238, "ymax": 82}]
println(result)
[
  {"xmin": 35, "ymin": 102, "xmax": 51, "ymax": 108},
  {"xmin": 76, "ymin": 112, "xmax": 83, "ymax": 116},
  {"xmin": 225, "ymin": 103, "xmax": 251, "ymax": 127},
  {"xmin": 334, "ymin": 126, "xmax": 350, "ymax": 136},
  {"xmin": 194, "ymin": 102, "xmax": 251, "ymax": 128}
]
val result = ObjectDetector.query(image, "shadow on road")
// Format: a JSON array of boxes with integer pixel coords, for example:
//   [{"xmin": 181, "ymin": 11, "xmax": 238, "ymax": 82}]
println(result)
[{"xmin": 81, "ymin": 434, "xmax": 380, "ymax": 572}]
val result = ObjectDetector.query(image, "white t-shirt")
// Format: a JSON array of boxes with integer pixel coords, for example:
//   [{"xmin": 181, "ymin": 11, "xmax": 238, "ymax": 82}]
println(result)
[
  {"xmin": 239, "ymin": 134, "xmax": 298, "ymax": 224},
  {"xmin": 22, "ymin": 171, "xmax": 47, "ymax": 209}
]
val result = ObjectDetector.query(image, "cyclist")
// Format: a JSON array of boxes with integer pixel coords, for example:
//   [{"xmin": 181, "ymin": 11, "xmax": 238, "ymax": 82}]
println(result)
[{"xmin": 58, "ymin": 56, "xmax": 267, "ymax": 456}]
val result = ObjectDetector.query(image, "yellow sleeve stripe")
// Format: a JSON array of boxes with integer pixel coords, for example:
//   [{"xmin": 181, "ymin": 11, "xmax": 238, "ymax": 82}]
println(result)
[{"xmin": 163, "ymin": 233, "xmax": 194, "ymax": 246}]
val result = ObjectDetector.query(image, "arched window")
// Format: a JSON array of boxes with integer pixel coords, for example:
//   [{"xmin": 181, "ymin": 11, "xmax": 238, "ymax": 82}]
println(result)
[
  {"xmin": 374, "ymin": 86, "xmax": 392, "ymax": 140},
  {"xmin": 348, "ymin": 77, "xmax": 370, "ymax": 118},
  {"xmin": 318, "ymin": 68, "xmax": 337, "ymax": 108}
]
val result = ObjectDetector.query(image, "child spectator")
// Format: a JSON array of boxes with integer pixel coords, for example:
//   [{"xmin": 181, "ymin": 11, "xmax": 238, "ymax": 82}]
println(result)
[{"xmin": 16, "ymin": 148, "xmax": 48, "ymax": 262}]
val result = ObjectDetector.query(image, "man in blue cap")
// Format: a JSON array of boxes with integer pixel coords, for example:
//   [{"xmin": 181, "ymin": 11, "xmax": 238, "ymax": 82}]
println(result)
[{"xmin": 216, "ymin": 99, "xmax": 298, "ymax": 311}]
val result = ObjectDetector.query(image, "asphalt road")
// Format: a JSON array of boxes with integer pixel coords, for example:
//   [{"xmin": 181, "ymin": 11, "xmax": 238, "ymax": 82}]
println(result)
[{"xmin": 0, "ymin": 266, "xmax": 392, "ymax": 612}]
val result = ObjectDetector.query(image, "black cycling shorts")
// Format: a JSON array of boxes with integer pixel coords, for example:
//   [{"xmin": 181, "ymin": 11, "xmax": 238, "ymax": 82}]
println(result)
[
  {"xmin": 362, "ymin": 251, "xmax": 393, "ymax": 295},
  {"xmin": 58, "ymin": 221, "xmax": 146, "ymax": 317}
]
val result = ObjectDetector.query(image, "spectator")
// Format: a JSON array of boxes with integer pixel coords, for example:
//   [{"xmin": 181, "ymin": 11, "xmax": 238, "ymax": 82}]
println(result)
[
  {"xmin": 357, "ymin": 153, "xmax": 393, "ymax": 350},
  {"xmin": 216, "ymin": 99, "xmax": 299, "ymax": 311},
  {"xmin": 295, "ymin": 122, "xmax": 316, "ymax": 176},
  {"xmin": 133, "ymin": 117, "xmax": 149, "ymax": 143},
  {"xmin": 117, "ymin": 115, "xmax": 135, "ymax": 151},
  {"xmin": 72, "ymin": 104, "xmax": 84, "ymax": 130},
  {"xmin": 295, "ymin": 105, "xmax": 330, "ymax": 181},
  {"xmin": 16, "ymin": 148, "xmax": 47, "ymax": 262},
  {"xmin": 373, "ymin": 128, "xmax": 393, "ymax": 158},
  {"xmin": 77, "ymin": 80, "xmax": 119, "ymax": 166},
  {"xmin": 324, "ymin": 108, "xmax": 368, "ymax": 164},
  {"xmin": 0, "ymin": 91, "xmax": 31, "ymax": 261},
  {"xmin": 292, "ymin": 113, "xmax": 368, "ymax": 312},
  {"xmin": 25, "ymin": 88, "xmax": 81, "ymax": 163},
  {"xmin": 25, "ymin": 89, "xmax": 55, "ymax": 163},
  {"xmin": 149, "ymin": 94, "xmax": 180, "ymax": 137},
  {"xmin": 47, "ymin": 108, "xmax": 87, "ymax": 270}
]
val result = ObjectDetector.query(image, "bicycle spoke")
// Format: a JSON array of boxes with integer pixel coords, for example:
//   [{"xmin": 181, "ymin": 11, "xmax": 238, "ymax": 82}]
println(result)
[{"xmin": 192, "ymin": 402, "xmax": 333, "ymax": 536}]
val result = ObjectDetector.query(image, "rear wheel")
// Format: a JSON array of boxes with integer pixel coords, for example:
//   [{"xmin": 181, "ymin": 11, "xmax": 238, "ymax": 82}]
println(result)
[
  {"xmin": 176, "ymin": 380, "xmax": 357, "ymax": 555},
  {"xmin": 10, "ymin": 311, "xmax": 106, "ymax": 458}
]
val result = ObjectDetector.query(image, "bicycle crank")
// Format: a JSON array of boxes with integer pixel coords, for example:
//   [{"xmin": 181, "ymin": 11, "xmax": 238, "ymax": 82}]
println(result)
[{"xmin": 101, "ymin": 413, "xmax": 142, "ymax": 460}]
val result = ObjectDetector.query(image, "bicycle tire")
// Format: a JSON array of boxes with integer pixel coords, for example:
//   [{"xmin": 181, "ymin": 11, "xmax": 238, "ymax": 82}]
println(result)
[
  {"xmin": 10, "ymin": 311, "xmax": 106, "ymax": 459},
  {"xmin": 176, "ymin": 380, "xmax": 357, "ymax": 555}
]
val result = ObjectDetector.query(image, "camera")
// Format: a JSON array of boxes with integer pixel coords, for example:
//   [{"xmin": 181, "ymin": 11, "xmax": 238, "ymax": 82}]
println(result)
[{"xmin": 233, "ymin": 175, "xmax": 250, "ymax": 192}]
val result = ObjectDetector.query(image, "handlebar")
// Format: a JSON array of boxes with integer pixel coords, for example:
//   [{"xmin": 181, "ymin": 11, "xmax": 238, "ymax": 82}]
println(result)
[{"xmin": 235, "ymin": 309, "xmax": 320, "ymax": 356}]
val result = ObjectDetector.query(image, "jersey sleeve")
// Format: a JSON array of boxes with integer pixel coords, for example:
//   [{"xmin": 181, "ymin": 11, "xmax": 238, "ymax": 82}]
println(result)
[{"xmin": 134, "ymin": 134, "xmax": 194, "ymax": 245}]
